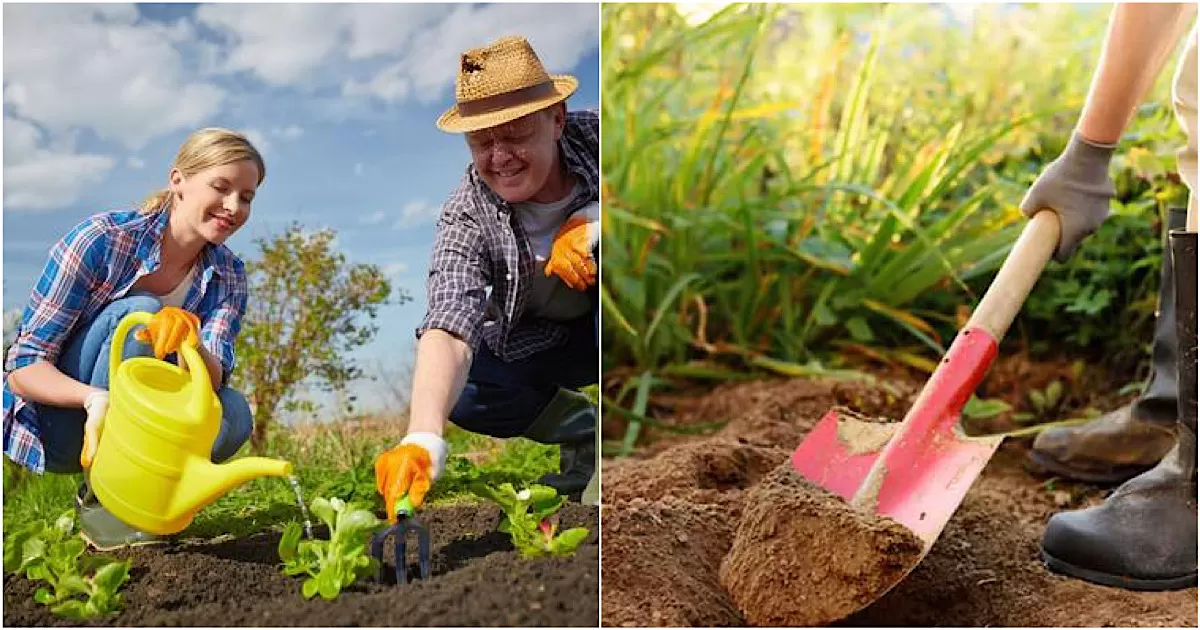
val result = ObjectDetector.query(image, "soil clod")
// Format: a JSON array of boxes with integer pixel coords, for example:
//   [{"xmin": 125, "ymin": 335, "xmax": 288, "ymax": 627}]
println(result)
[{"xmin": 719, "ymin": 464, "xmax": 923, "ymax": 626}]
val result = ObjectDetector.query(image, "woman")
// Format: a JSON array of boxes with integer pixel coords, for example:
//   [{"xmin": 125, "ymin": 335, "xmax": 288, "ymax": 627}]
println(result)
[{"xmin": 3, "ymin": 127, "xmax": 264, "ymax": 550}]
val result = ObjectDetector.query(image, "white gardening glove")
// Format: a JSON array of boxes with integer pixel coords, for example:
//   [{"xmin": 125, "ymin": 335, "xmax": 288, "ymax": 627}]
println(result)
[
  {"xmin": 80, "ymin": 390, "xmax": 109, "ymax": 469},
  {"xmin": 373, "ymin": 431, "xmax": 448, "ymax": 518},
  {"xmin": 400, "ymin": 432, "xmax": 449, "ymax": 481}
]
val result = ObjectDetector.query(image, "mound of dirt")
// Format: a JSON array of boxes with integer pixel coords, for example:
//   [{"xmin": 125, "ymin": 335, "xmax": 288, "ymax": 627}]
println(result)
[
  {"xmin": 719, "ymin": 464, "xmax": 923, "ymax": 626},
  {"xmin": 601, "ymin": 377, "xmax": 1198, "ymax": 627},
  {"xmin": 601, "ymin": 497, "xmax": 744, "ymax": 627},
  {"xmin": 5, "ymin": 503, "xmax": 599, "ymax": 627},
  {"xmin": 603, "ymin": 438, "xmax": 789, "ymax": 505}
]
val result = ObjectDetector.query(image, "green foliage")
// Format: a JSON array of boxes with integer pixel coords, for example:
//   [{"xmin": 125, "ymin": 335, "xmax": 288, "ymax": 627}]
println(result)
[
  {"xmin": 233, "ymin": 223, "xmax": 407, "ymax": 451},
  {"xmin": 4, "ymin": 511, "xmax": 130, "ymax": 620},
  {"xmin": 601, "ymin": 3, "xmax": 1187, "ymax": 450},
  {"xmin": 277, "ymin": 497, "xmax": 383, "ymax": 600},
  {"xmin": 469, "ymin": 483, "xmax": 589, "ymax": 559}
]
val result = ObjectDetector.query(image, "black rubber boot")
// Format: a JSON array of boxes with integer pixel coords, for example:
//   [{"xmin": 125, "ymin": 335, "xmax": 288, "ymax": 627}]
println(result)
[
  {"xmin": 1030, "ymin": 207, "xmax": 1185, "ymax": 483},
  {"xmin": 1040, "ymin": 229, "xmax": 1197, "ymax": 591},
  {"xmin": 522, "ymin": 388, "xmax": 597, "ymax": 500}
]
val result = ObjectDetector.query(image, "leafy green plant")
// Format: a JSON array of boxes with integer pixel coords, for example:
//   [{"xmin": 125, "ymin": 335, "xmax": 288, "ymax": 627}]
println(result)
[
  {"xmin": 277, "ymin": 497, "xmax": 383, "ymax": 600},
  {"xmin": 4, "ymin": 511, "xmax": 130, "ymax": 620},
  {"xmin": 1015, "ymin": 379, "xmax": 1068, "ymax": 425},
  {"xmin": 233, "ymin": 224, "xmax": 406, "ymax": 452},
  {"xmin": 470, "ymin": 483, "xmax": 589, "ymax": 558}
]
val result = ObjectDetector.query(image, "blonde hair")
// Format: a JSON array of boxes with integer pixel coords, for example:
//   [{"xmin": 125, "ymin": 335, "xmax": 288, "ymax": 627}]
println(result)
[{"xmin": 139, "ymin": 127, "xmax": 266, "ymax": 213}]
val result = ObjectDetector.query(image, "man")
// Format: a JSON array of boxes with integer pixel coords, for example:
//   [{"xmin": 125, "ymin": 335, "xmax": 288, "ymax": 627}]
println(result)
[
  {"xmin": 1020, "ymin": 3, "xmax": 1196, "ymax": 590},
  {"xmin": 374, "ymin": 36, "xmax": 599, "ymax": 520}
]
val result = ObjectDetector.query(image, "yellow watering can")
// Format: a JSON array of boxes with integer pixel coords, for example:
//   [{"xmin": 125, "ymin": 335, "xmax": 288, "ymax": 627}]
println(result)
[{"xmin": 89, "ymin": 311, "xmax": 293, "ymax": 535}]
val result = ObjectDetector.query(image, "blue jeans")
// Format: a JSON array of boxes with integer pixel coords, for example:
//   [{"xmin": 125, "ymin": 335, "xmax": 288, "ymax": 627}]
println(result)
[
  {"xmin": 451, "ymin": 307, "xmax": 598, "ymax": 439},
  {"xmin": 39, "ymin": 295, "xmax": 254, "ymax": 474}
]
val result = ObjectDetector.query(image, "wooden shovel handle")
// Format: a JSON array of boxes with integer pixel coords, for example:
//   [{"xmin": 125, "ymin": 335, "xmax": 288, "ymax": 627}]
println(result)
[{"xmin": 966, "ymin": 210, "xmax": 1061, "ymax": 339}]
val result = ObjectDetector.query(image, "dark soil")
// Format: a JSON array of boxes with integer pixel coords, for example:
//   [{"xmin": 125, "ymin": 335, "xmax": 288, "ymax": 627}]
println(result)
[
  {"xmin": 719, "ymin": 464, "xmax": 924, "ymax": 626},
  {"xmin": 601, "ymin": 377, "xmax": 1198, "ymax": 627},
  {"xmin": 5, "ymin": 503, "xmax": 598, "ymax": 627}
]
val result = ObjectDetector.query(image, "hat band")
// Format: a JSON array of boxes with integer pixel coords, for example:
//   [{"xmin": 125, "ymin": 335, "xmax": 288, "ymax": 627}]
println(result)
[{"xmin": 457, "ymin": 80, "xmax": 556, "ymax": 117}]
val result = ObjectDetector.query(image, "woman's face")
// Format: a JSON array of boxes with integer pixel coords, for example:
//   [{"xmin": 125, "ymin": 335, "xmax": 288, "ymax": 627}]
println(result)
[{"xmin": 169, "ymin": 160, "xmax": 260, "ymax": 245}]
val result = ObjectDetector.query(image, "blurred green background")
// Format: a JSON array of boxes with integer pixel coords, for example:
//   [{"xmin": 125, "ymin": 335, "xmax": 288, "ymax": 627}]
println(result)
[{"xmin": 601, "ymin": 3, "xmax": 1191, "ymax": 453}]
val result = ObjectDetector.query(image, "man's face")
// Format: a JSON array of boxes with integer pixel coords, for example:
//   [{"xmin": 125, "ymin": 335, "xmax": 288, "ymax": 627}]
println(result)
[{"xmin": 466, "ymin": 105, "xmax": 565, "ymax": 203}]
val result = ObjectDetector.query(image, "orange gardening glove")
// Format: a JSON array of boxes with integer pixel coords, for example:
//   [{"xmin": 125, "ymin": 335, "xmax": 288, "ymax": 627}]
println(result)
[
  {"xmin": 545, "ymin": 215, "xmax": 598, "ymax": 292},
  {"xmin": 135, "ymin": 307, "xmax": 201, "ymax": 359},
  {"xmin": 375, "ymin": 436, "xmax": 445, "ymax": 521}
]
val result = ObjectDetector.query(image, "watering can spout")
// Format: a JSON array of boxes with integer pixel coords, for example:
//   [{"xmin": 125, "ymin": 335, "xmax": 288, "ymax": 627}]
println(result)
[{"xmin": 170, "ymin": 456, "xmax": 294, "ymax": 522}]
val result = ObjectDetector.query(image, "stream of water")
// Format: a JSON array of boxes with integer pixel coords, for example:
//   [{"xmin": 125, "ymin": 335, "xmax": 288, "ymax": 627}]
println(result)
[{"xmin": 287, "ymin": 475, "xmax": 314, "ymax": 539}]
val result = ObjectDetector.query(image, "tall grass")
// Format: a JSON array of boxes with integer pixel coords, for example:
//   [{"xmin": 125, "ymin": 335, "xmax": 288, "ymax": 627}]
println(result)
[{"xmin": 601, "ymin": 3, "xmax": 1186, "ymax": 453}]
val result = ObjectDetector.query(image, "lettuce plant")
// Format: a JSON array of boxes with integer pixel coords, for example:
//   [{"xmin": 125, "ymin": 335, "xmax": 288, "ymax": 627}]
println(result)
[
  {"xmin": 4, "ymin": 511, "xmax": 130, "ymax": 620},
  {"xmin": 278, "ymin": 497, "xmax": 383, "ymax": 600},
  {"xmin": 470, "ymin": 483, "xmax": 589, "ymax": 558}
]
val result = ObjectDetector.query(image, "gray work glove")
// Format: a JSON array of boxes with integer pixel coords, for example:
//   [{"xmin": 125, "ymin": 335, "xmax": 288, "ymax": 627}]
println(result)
[{"xmin": 1019, "ymin": 132, "xmax": 1117, "ymax": 262}]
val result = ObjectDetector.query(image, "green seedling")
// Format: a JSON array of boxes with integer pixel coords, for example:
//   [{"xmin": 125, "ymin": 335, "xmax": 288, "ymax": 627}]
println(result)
[
  {"xmin": 277, "ymin": 497, "xmax": 383, "ymax": 600},
  {"xmin": 1016, "ymin": 379, "xmax": 1066, "ymax": 424},
  {"xmin": 4, "ymin": 510, "xmax": 130, "ymax": 620},
  {"xmin": 470, "ymin": 482, "xmax": 589, "ymax": 559}
]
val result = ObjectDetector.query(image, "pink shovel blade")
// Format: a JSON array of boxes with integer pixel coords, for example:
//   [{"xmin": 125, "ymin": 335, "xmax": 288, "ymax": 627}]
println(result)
[
  {"xmin": 790, "ymin": 408, "xmax": 885, "ymax": 503},
  {"xmin": 791, "ymin": 326, "xmax": 1003, "ymax": 548}
]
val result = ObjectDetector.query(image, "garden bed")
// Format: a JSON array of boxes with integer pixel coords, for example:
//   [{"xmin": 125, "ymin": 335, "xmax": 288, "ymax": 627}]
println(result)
[
  {"xmin": 601, "ymin": 377, "xmax": 1197, "ymax": 627},
  {"xmin": 5, "ymin": 503, "xmax": 598, "ymax": 627}
]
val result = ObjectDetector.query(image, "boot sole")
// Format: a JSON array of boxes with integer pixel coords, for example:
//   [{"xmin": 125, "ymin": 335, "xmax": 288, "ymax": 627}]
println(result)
[
  {"xmin": 1028, "ymin": 451, "xmax": 1151, "ymax": 485},
  {"xmin": 1042, "ymin": 549, "xmax": 1198, "ymax": 591},
  {"xmin": 79, "ymin": 529, "xmax": 168, "ymax": 553}
]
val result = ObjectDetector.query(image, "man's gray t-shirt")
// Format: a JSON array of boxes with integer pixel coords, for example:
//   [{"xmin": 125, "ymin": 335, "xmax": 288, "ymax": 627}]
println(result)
[{"xmin": 513, "ymin": 180, "xmax": 593, "ymax": 322}]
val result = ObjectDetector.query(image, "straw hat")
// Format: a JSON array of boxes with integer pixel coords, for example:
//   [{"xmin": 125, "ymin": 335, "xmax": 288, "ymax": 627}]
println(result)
[{"xmin": 436, "ymin": 35, "xmax": 579, "ymax": 133}]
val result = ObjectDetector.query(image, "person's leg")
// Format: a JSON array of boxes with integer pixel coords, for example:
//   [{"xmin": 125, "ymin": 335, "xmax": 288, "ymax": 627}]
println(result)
[
  {"xmin": 1172, "ymin": 26, "xmax": 1197, "ymax": 230},
  {"xmin": 522, "ymin": 308, "xmax": 599, "ymax": 499},
  {"xmin": 449, "ymin": 340, "xmax": 558, "ymax": 438},
  {"xmin": 1040, "ymin": 230, "xmax": 1197, "ymax": 590},
  {"xmin": 1029, "ymin": 207, "xmax": 1185, "ymax": 483},
  {"xmin": 211, "ymin": 388, "xmax": 254, "ymax": 463},
  {"xmin": 40, "ymin": 295, "xmax": 162, "ymax": 474}
]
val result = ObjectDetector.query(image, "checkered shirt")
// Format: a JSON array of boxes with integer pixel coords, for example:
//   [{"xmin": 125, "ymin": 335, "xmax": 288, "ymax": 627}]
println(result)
[
  {"xmin": 417, "ymin": 109, "xmax": 599, "ymax": 361},
  {"xmin": 3, "ymin": 209, "xmax": 248, "ymax": 472}
]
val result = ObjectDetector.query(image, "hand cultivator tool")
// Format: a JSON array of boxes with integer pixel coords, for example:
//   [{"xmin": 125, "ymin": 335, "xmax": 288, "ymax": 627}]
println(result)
[
  {"xmin": 370, "ymin": 495, "xmax": 431, "ymax": 584},
  {"xmin": 791, "ymin": 210, "xmax": 1062, "ymax": 601}
]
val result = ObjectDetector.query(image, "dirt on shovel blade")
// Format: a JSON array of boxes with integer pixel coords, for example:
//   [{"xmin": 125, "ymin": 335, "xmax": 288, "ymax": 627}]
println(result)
[{"xmin": 719, "ymin": 464, "xmax": 923, "ymax": 626}]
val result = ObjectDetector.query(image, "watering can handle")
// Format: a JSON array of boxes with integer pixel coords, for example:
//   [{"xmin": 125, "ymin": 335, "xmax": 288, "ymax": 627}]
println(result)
[
  {"xmin": 110, "ymin": 311, "xmax": 211, "ymax": 420},
  {"xmin": 964, "ymin": 210, "xmax": 1061, "ymax": 340}
]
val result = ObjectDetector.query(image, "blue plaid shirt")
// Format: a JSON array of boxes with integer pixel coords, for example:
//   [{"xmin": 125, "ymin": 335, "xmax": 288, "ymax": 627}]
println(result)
[
  {"xmin": 3, "ymin": 209, "xmax": 248, "ymax": 473},
  {"xmin": 418, "ymin": 109, "xmax": 599, "ymax": 361}
]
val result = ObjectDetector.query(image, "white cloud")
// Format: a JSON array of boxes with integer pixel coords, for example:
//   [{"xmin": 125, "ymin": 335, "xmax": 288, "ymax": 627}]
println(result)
[
  {"xmin": 3, "ymin": 116, "xmax": 117, "ymax": 211},
  {"xmin": 394, "ymin": 3, "xmax": 599, "ymax": 104},
  {"xmin": 273, "ymin": 125, "xmax": 304, "ymax": 140},
  {"xmin": 194, "ymin": 3, "xmax": 346, "ymax": 87},
  {"xmin": 343, "ymin": 65, "xmax": 410, "ymax": 103},
  {"xmin": 382, "ymin": 262, "xmax": 409, "ymax": 277},
  {"xmin": 393, "ymin": 200, "xmax": 440, "ymax": 229},
  {"xmin": 127, "ymin": 156, "xmax": 146, "ymax": 169},
  {"xmin": 241, "ymin": 128, "xmax": 271, "ymax": 155},
  {"xmin": 192, "ymin": 3, "xmax": 596, "ymax": 105},
  {"xmin": 360, "ymin": 210, "xmax": 387, "ymax": 225},
  {"xmin": 353, "ymin": 163, "xmax": 365, "ymax": 176},
  {"xmin": 3, "ymin": 4, "xmax": 226, "ymax": 149}
]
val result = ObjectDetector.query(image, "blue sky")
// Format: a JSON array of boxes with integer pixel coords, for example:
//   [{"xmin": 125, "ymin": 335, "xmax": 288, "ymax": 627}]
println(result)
[{"xmin": 3, "ymin": 2, "xmax": 600, "ymax": 416}]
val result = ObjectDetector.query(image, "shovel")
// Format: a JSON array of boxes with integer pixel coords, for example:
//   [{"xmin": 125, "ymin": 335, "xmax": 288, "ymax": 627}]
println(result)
[{"xmin": 790, "ymin": 209, "xmax": 1061, "ymax": 587}]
